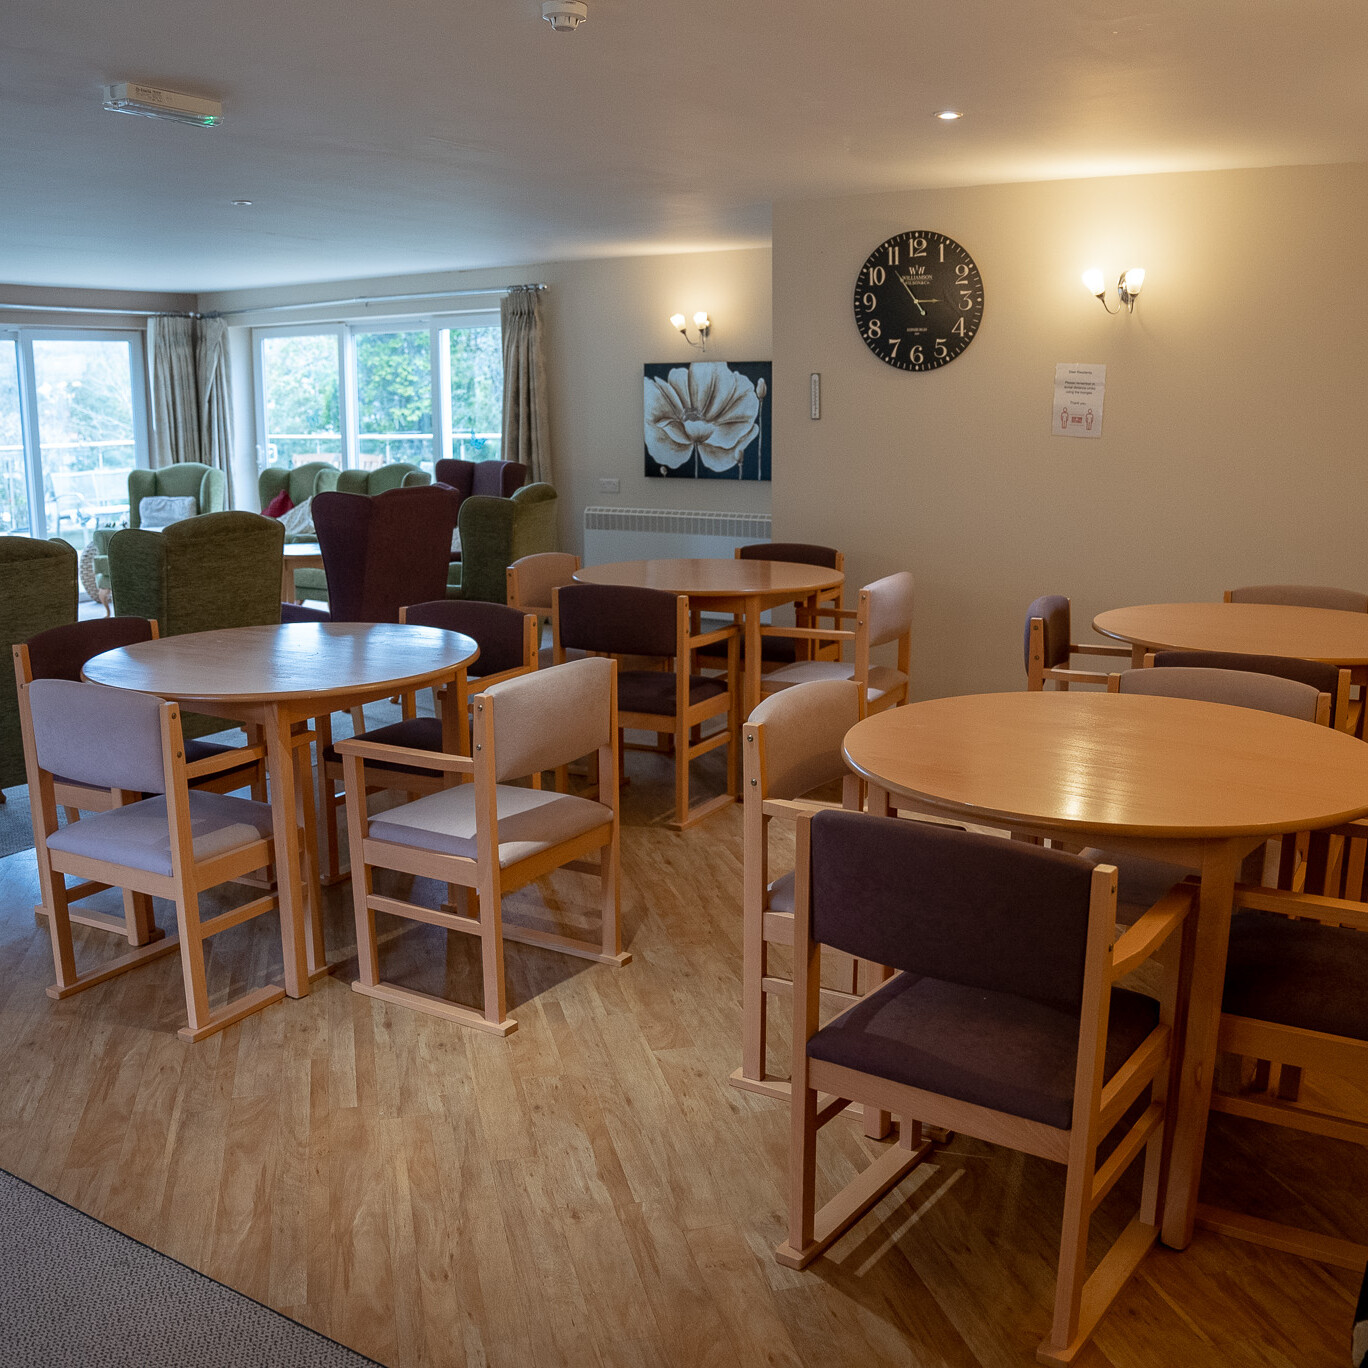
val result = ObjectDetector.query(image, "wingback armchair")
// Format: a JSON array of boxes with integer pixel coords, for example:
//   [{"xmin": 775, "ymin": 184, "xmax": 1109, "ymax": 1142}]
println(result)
[
  {"xmin": 447, "ymin": 483, "xmax": 558, "ymax": 603},
  {"xmin": 0, "ymin": 535, "xmax": 78, "ymax": 797},
  {"xmin": 336, "ymin": 462, "xmax": 431, "ymax": 495},
  {"xmin": 257, "ymin": 461, "xmax": 340, "ymax": 512},
  {"xmin": 435, "ymin": 458, "xmax": 528, "ymax": 501}
]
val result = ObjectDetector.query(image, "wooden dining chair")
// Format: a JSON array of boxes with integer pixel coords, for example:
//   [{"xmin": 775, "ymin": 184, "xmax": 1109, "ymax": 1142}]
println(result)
[
  {"xmin": 337, "ymin": 656, "xmax": 626, "ymax": 1035},
  {"xmin": 554, "ymin": 582, "xmax": 739, "ymax": 828},
  {"xmin": 1198, "ymin": 878, "xmax": 1368, "ymax": 1273},
  {"xmin": 315, "ymin": 598, "xmax": 536, "ymax": 881},
  {"xmin": 507, "ymin": 551, "xmax": 581, "ymax": 668},
  {"xmin": 779, "ymin": 807, "xmax": 1195, "ymax": 1365},
  {"xmin": 736, "ymin": 542, "xmax": 844, "ymax": 666},
  {"xmin": 19, "ymin": 678, "xmax": 283, "ymax": 1041},
  {"xmin": 758, "ymin": 571, "xmax": 912, "ymax": 714},
  {"xmin": 1024, "ymin": 594, "xmax": 1131, "ymax": 689},
  {"xmin": 734, "ymin": 679, "xmax": 864, "ymax": 1100}
]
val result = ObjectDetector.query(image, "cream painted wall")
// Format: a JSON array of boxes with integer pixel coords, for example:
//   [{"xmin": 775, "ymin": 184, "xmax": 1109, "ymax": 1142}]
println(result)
[
  {"xmin": 772, "ymin": 163, "xmax": 1368, "ymax": 702},
  {"xmin": 205, "ymin": 246, "xmax": 773, "ymax": 541}
]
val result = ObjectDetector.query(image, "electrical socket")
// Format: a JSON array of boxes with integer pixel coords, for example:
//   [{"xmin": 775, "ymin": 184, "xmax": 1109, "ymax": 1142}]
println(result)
[{"xmin": 598, "ymin": 477, "xmax": 621, "ymax": 494}]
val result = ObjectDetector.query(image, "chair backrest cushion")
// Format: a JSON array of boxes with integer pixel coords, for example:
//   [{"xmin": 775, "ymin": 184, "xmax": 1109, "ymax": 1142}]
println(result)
[
  {"xmin": 404, "ymin": 599, "xmax": 529, "ymax": 677},
  {"xmin": 863, "ymin": 571, "xmax": 914, "ymax": 648},
  {"xmin": 451, "ymin": 484, "xmax": 557, "ymax": 604},
  {"xmin": 509, "ymin": 552, "xmax": 579, "ymax": 613},
  {"xmin": 28, "ymin": 678, "xmax": 168, "ymax": 795},
  {"xmin": 1151, "ymin": 650, "xmax": 1340, "ymax": 712},
  {"xmin": 749, "ymin": 679, "xmax": 860, "ymax": 801},
  {"xmin": 436, "ymin": 458, "xmax": 529, "ymax": 500},
  {"xmin": 556, "ymin": 583, "xmax": 678, "ymax": 658},
  {"xmin": 1227, "ymin": 583, "xmax": 1368, "ymax": 613},
  {"xmin": 314, "ymin": 485, "xmax": 459, "ymax": 622},
  {"xmin": 24, "ymin": 617, "xmax": 154, "ymax": 682},
  {"xmin": 1024, "ymin": 594, "xmax": 1071, "ymax": 671},
  {"xmin": 1115, "ymin": 665, "xmax": 1321, "ymax": 721},
  {"xmin": 129, "ymin": 463, "xmax": 225, "ymax": 529},
  {"xmin": 738, "ymin": 542, "xmax": 840, "ymax": 569},
  {"xmin": 336, "ymin": 463, "xmax": 430, "ymax": 496},
  {"xmin": 485, "ymin": 655, "xmax": 613, "ymax": 781},
  {"xmin": 810, "ymin": 809, "xmax": 1097, "ymax": 1014}
]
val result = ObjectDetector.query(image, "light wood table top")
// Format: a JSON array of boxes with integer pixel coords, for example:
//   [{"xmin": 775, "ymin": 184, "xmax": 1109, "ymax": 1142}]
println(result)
[
  {"xmin": 573, "ymin": 558, "xmax": 844, "ymax": 717},
  {"xmin": 1093, "ymin": 601, "xmax": 1368, "ymax": 668},
  {"xmin": 842, "ymin": 689, "xmax": 1368, "ymax": 1253},
  {"xmin": 84, "ymin": 623, "xmax": 479, "ymax": 1000}
]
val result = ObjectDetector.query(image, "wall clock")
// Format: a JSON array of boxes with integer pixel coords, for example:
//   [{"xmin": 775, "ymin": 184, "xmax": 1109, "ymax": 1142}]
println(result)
[{"xmin": 852, "ymin": 231, "xmax": 984, "ymax": 372}]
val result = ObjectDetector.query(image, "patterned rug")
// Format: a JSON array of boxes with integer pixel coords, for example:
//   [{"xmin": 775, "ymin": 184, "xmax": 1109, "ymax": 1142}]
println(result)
[{"xmin": 0, "ymin": 1168, "xmax": 382, "ymax": 1367}]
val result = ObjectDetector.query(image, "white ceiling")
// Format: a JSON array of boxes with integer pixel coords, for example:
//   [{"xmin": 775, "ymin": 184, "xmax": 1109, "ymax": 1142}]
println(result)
[{"xmin": 4, "ymin": 1, "xmax": 1366, "ymax": 293}]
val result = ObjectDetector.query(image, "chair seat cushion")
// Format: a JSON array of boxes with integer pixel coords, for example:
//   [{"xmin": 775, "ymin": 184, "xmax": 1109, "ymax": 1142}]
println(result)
[
  {"xmin": 368, "ymin": 784, "xmax": 612, "ymax": 868},
  {"xmin": 1223, "ymin": 910, "xmax": 1368, "ymax": 1041},
  {"xmin": 763, "ymin": 661, "xmax": 908, "ymax": 703},
  {"xmin": 807, "ymin": 974, "xmax": 1160, "ymax": 1129},
  {"xmin": 44, "ymin": 790, "xmax": 274, "ymax": 877},
  {"xmin": 325, "ymin": 717, "xmax": 445, "ymax": 777},
  {"xmin": 618, "ymin": 670, "xmax": 727, "ymax": 716}
]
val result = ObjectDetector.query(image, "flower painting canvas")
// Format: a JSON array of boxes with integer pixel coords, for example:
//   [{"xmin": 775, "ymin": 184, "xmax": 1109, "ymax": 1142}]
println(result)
[{"xmin": 644, "ymin": 361, "xmax": 771, "ymax": 481}]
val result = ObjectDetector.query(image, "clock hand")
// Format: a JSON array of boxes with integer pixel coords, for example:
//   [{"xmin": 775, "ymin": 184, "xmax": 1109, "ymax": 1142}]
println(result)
[
  {"xmin": 895, "ymin": 273, "xmax": 927, "ymax": 315},
  {"xmin": 910, "ymin": 295, "xmax": 940, "ymax": 312}
]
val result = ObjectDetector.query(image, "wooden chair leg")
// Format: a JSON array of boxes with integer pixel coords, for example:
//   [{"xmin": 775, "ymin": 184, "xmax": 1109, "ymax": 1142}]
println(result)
[
  {"xmin": 674, "ymin": 718, "xmax": 690, "ymax": 827},
  {"xmin": 478, "ymin": 877, "xmax": 508, "ymax": 1029},
  {"xmin": 600, "ymin": 831, "xmax": 622, "ymax": 960},
  {"xmin": 172, "ymin": 894, "xmax": 213, "ymax": 1038}
]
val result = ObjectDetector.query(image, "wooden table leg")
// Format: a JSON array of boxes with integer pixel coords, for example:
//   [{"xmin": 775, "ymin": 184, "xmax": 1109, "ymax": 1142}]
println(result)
[
  {"xmin": 264, "ymin": 705, "xmax": 310, "ymax": 999},
  {"xmin": 281, "ymin": 563, "xmax": 295, "ymax": 604},
  {"xmin": 1160, "ymin": 838, "xmax": 1239, "ymax": 1248},
  {"xmin": 742, "ymin": 596, "xmax": 763, "ymax": 719}
]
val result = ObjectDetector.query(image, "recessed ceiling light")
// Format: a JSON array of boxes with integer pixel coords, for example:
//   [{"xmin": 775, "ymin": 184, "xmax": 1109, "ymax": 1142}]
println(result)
[
  {"xmin": 934, "ymin": 109, "xmax": 964, "ymax": 121},
  {"xmin": 229, "ymin": 200, "xmax": 253, "ymax": 206}
]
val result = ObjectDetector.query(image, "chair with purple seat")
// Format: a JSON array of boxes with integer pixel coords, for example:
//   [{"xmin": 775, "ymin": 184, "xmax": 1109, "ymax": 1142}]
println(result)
[
  {"xmin": 777, "ymin": 807, "xmax": 1195, "ymax": 1364},
  {"xmin": 737, "ymin": 541, "xmax": 844, "ymax": 667},
  {"xmin": 315, "ymin": 597, "xmax": 537, "ymax": 880},
  {"xmin": 1024, "ymin": 593, "xmax": 1132, "ymax": 690},
  {"xmin": 553, "ymin": 581, "xmax": 738, "ymax": 828},
  {"xmin": 19, "ymin": 678, "xmax": 284, "ymax": 1040}
]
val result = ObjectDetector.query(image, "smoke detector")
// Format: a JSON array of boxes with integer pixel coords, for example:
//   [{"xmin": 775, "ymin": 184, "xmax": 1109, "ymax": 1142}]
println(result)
[{"xmin": 542, "ymin": 1, "xmax": 587, "ymax": 31}]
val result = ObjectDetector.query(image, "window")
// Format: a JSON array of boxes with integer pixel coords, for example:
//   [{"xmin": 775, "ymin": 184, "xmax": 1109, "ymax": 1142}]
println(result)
[
  {"xmin": 254, "ymin": 314, "xmax": 501, "ymax": 474},
  {"xmin": 0, "ymin": 329, "xmax": 150, "ymax": 548}
]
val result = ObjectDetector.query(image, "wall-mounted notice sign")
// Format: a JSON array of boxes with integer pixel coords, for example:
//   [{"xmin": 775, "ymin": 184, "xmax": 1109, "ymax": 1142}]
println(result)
[{"xmin": 1052, "ymin": 362, "xmax": 1106, "ymax": 439}]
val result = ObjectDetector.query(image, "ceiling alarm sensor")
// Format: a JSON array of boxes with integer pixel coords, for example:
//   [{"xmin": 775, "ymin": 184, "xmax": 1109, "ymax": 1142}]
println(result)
[{"xmin": 542, "ymin": 1, "xmax": 588, "ymax": 31}]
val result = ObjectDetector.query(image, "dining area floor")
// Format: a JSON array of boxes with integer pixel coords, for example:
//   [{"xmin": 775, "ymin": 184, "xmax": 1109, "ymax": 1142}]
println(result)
[{"xmin": 0, "ymin": 741, "xmax": 1362, "ymax": 1367}]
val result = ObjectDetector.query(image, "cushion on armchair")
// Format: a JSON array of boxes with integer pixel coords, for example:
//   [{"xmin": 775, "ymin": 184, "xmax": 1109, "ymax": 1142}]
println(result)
[
  {"xmin": 262, "ymin": 491, "xmax": 294, "ymax": 519},
  {"xmin": 138, "ymin": 495, "xmax": 198, "ymax": 530}
]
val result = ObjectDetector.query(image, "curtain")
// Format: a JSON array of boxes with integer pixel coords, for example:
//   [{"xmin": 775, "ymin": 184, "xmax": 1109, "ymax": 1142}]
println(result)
[
  {"xmin": 146, "ymin": 315, "xmax": 201, "ymax": 469},
  {"xmin": 501, "ymin": 285, "xmax": 551, "ymax": 484},
  {"xmin": 195, "ymin": 316, "xmax": 235, "ymax": 504}
]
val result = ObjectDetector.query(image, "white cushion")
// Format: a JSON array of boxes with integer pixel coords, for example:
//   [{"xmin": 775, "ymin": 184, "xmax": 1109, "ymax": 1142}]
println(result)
[
  {"xmin": 138, "ymin": 495, "xmax": 197, "ymax": 530},
  {"xmin": 767, "ymin": 869, "xmax": 795, "ymax": 914},
  {"xmin": 763, "ymin": 660, "xmax": 908, "ymax": 702},
  {"xmin": 450, "ymin": 528, "xmax": 462, "ymax": 554},
  {"xmin": 279, "ymin": 496, "xmax": 315, "ymax": 538},
  {"xmin": 368, "ymin": 783, "xmax": 611, "ymax": 867},
  {"xmin": 44, "ymin": 790, "xmax": 274, "ymax": 877}
]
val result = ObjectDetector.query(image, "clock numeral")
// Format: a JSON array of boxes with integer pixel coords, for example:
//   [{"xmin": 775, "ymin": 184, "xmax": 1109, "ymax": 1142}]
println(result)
[
  {"xmin": 938, "ymin": 242, "xmax": 945, "ymax": 263},
  {"xmin": 887, "ymin": 338, "xmax": 901, "ymax": 357},
  {"xmin": 862, "ymin": 292, "xmax": 877, "ymax": 310},
  {"xmin": 865, "ymin": 319, "xmax": 882, "ymax": 339},
  {"xmin": 911, "ymin": 237, "xmax": 927, "ymax": 258},
  {"xmin": 910, "ymin": 344, "xmax": 924, "ymax": 366},
  {"xmin": 952, "ymin": 317, "xmax": 966, "ymax": 336},
  {"xmin": 955, "ymin": 264, "xmax": 971, "ymax": 279},
  {"xmin": 867, "ymin": 266, "xmax": 885, "ymax": 286},
  {"xmin": 886, "ymin": 245, "xmax": 900, "ymax": 267},
  {"xmin": 934, "ymin": 338, "xmax": 949, "ymax": 359},
  {"xmin": 959, "ymin": 291, "xmax": 975, "ymax": 311}
]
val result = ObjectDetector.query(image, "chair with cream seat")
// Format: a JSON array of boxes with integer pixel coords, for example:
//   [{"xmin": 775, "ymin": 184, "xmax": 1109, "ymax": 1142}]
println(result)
[
  {"xmin": 733, "ymin": 679, "xmax": 864, "ymax": 1100},
  {"xmin": 778, "ymin": 807, "xmax": 1195, "ymax": 1365},
  {"xmin": 553, "ymin": 582, "xmax": 739, "ymax": 828},
  {"xmin": 20, "ymin": 678, "xmax": 282, "ymax": 1041},
  {"xmin": 1225, "ymin": 584, "xmax": 1368, "ymax": 613},
  {"xmin": 507, "ymin": 551, "xmax": 581, "ymax": 668},
  {"xmin": 759, "ymin": 571, "xmax": 913, "ymax": 715},
  {"xmin": 337, "ymin": 655, "xmax": 626, "ymax": 1035},
  {"xmin": 315, "ymin": 598, "xmax": 537, "ymax": 880},
  {"xmin": 1024, "ymin": 593, "xmax": 1131, "ymax": 690}
]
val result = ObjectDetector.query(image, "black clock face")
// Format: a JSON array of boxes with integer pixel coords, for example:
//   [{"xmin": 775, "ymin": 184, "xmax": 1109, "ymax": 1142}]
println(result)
[{"xmin": 852, "ymin": 231, "xmax": 984, "ymax": 371}]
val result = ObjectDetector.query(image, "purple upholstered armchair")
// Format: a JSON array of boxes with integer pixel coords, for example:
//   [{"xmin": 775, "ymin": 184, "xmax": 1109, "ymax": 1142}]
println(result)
[{"xmin": 434, "ymin": 458, "xmax": 528, "ymax": 502}]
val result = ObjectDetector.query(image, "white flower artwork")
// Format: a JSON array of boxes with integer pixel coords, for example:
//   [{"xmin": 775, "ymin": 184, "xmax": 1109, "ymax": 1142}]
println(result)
[{"xmin": 643, "ymin": 360, "xmax": 771, "ymax": 480}]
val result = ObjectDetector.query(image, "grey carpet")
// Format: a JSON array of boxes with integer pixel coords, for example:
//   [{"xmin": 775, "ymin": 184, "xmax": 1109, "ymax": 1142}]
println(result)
[{"xmin": 0, "ymin": 1168, "xmax": 382, "ymax": 1368}]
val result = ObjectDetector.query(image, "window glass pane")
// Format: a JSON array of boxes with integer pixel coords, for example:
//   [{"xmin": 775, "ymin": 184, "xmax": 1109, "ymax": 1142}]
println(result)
[
  {"xmin": 32, "ymin": 338, "xmax": 136, "ymax": 550},
  {"xmin": 355, "ymin": 330, "xmax": 432, "ymax": 471},
  {"xmin": 0, "ymin": 340, "xmax": 28, "ymax": 536},
  {"xmin": 448, "ymin": 326, "xmax": 502, "ymax": 463},
  {"xmin": 261, "ymin": 334, "xmax": 341, "ymax": 469}
]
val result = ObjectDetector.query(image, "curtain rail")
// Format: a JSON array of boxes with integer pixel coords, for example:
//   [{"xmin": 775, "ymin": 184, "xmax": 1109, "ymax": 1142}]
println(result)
[{"xmin": 0, "ymin": 282, "xmax": 547, "ymax": 321}]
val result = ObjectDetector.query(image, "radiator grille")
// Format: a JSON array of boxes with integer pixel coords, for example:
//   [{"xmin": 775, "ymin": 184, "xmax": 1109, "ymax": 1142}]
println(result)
[{"xmin": 583, "ymin": 506, "xmax": 771, "ymax": 563}]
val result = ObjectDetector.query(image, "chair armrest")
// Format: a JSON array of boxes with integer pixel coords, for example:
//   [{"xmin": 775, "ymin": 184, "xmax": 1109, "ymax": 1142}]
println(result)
[
  {"xmin": 1072, "ymin": 642, "xmax": 1133, "ymax": 658},
  {"xmin": 184, "ymin": 742, "xmax": 268, "ymax": 780},
  {"xmin": 1233, "ymin": 883, "xmax": 1368, "ymax": 933},
  {"xmin": 1048, "ymin": 667, "xmax": 1114, "ymax": 686},
  {"xmin": 759, "ymin": 625, "xmax": 855, "ymax": 642},
  {"xmin": 760, "ymin": 796, "xmax": 845, "ymax": 821},
  {"xmin": 334, "ymin": 736, "xmax": 474, "ymax": 774},
  {"xmin": 1110, "ymin": 882, "xmax": 1197, "ymax": 982},
  {"xmin": 690, "ymin": 622, "xmax": 740, "ymax": 650}
]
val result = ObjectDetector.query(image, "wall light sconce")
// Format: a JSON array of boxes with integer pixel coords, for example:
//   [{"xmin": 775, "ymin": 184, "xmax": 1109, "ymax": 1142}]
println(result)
[
  {"xmin": 1082, "ymin": 267, "xmax": 1146, "ymax": 314},
  {"xmin": 670, "ymin": 311, "xmax": 711, "ymax": 352}
]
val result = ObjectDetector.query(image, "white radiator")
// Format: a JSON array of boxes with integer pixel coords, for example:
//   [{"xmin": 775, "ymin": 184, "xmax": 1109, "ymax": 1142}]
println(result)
[{"xmin": 583, "ymin": 507, "xmax": 771, "ymax": 564}]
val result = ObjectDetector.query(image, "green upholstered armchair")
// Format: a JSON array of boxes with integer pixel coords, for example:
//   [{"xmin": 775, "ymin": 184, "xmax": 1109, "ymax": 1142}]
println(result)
[
  {"xmin": 446, "ymin": 483, "xmax": 558, "ymax": 603},
  {"xmin": 335, "ymin": 463, "xmax": 431, "ymax": 495},
  {"xmin": 92, "ymin": 462, "xmax": 229, "ymax": 605},
  {"xmin": 258, "ymin": 461, "xmax": 340, "ymax": 512},
  {"xmin": 0, "ymin": 536, "xmax": 78, "ymax": 796}
]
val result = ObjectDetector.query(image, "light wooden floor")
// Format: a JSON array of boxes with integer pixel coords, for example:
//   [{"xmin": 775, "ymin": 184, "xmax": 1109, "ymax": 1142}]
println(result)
[{"xmin": 0, "ymin": 748, "xmax": 1363, "ymax": 1367}]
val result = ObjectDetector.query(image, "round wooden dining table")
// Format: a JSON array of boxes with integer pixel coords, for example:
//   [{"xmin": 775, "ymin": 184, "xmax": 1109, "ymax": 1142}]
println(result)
[
  {"xmin": 1093, "ymin": 601, "xmax": 1368, "ymax": 671},
  {"xmin": 842, "ymin": 689, "xmax": 1368, "ymax": 1250},
  {"xmin": 83, "ymin": 622, "xmax": 479, "ymax": 999},
  {"xmin": 573, "ymin": 558, "xmax": 844, "ymax": 716}
]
